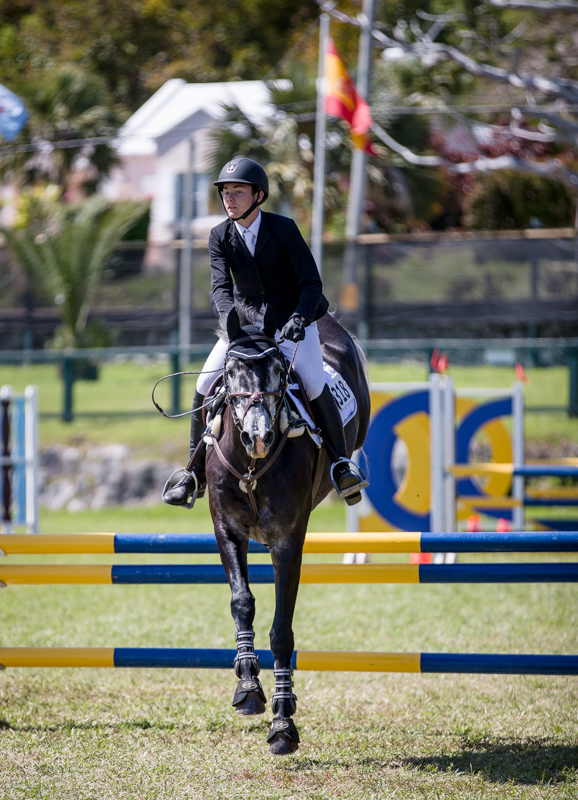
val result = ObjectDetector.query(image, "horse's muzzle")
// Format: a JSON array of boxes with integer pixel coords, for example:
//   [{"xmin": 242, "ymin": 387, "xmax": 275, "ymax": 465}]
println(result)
[{"xmin": 241, "ymin": 429, "xmax": 275, "ymax": 458}]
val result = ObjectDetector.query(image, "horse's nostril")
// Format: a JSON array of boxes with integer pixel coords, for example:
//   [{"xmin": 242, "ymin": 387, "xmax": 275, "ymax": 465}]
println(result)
[
  {"xmin": 263, "ymin": 430, "xmax": 275, "ymax": 447},
  {"xmin": 240, "ymin": 431, "xmax": 252, "ymax": 448}
]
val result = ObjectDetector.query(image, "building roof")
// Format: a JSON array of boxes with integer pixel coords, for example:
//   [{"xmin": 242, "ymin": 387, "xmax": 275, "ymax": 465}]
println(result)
[{"xmin": 117, "ymin": 78, "xmax": 274, "ymax": 157}]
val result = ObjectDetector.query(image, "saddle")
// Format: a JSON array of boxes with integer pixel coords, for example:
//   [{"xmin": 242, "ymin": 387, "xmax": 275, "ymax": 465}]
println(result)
[{"xmin": 201, "ymin": 363, "xmax": 319, "ymax": 446}]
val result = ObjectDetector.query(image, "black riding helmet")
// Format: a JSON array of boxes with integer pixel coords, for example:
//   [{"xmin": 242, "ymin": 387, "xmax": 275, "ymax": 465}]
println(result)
[{"xmin": 214, "ymin": 157, "xmax": 269, "ymax": 221}]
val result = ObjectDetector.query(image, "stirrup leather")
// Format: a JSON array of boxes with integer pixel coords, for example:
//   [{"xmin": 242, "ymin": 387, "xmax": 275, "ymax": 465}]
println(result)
[
  {"xmin": 161, "ymin": 468, "xmax": 199, "ymax": 509},
  {"xmin": 330, "ymin": 458, "xmax": 369, "ymax": 499}
]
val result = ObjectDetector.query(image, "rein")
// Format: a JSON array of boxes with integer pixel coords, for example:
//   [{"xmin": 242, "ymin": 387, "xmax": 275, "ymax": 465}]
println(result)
[{"xmin": 151, "ymin": 368, "xmax": 223, "ymax": 419}]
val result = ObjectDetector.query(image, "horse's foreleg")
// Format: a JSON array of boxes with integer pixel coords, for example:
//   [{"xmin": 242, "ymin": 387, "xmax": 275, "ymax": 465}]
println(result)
[
  {"xmin": 267, "ymin": 539, "xmax": 304, "ymax": 755},
  {"xmin": 215, "ymin": 525, "xmax": 267, "ymax": 716}
]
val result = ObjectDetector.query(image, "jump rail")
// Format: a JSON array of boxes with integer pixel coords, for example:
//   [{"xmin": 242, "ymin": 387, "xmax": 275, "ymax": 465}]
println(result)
[
  {"xmin": 1, "ymin": 563, "xmax": 576, "ymax": 585},
  {"xmin": 0, "ymin": 648, "xmax": 576, "ymax": 675},
  {"xmin": 1, "ymin": 531, "xmax": 578, "ymax": 555}
]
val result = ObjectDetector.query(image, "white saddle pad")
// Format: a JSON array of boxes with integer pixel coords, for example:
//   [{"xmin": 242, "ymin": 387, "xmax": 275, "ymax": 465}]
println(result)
[{"xmin": 286, "ymin": 362, "xmax": 357, "ymax": 441}]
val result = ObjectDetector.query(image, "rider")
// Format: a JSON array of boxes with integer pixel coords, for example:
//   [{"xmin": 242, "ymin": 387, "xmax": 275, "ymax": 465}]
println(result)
[{"xmin": 163, "ymin": 156, "xmax": 367, "ymax": 507}]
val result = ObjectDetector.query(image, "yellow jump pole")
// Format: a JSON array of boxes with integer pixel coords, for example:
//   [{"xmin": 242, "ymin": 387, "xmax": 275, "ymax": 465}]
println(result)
[
  {"xmin": 295, "ymin": 651, "xmax": 421, "ymax": 672},
  {"xmin": 299, "ymin": 564, "xmax": 419, "ymax": 583},
  {"xmin": 0, "ymin": 534, "xmax": 115, "ymax": 555},
  {"xmin": 0, "ymin": 648, "xmax": 114, "ymax": 668},
  {"xmin": 303, "ymin": 531, "xmax": 422, "ymax": 553},
  {"xmin": 0, "ymin": 565, "xmax": 112, "ymax": 585}
]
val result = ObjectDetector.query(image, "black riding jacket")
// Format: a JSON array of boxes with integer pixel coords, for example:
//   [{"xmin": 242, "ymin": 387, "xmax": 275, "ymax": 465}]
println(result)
[{"xmin": 208, "ymin": 211, "xmax": 329, "ymax": 328}]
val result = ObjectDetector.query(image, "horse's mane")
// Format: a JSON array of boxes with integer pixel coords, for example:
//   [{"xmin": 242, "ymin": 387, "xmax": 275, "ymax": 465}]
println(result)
[{"xmin": 215, "ymin": 301, "xmax": 263, "ymax": 341}]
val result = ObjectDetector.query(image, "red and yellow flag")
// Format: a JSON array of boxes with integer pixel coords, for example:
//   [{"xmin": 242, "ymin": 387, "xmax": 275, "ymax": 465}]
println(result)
[{"xmin": 325, "ymin": 39, "xmax": 376, "ymax": 155}]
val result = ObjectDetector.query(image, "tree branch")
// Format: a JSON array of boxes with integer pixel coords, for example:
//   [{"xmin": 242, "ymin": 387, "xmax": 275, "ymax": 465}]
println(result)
[
  {"xmin": 513, "ymin": 108, "xmax": 578, "ymax": 143},
  {"xmin": 371, "ymin": 122, "xmax": 578, "ymax": 189},
  {"xmin": 486, "ymin": 0, "xmax": 578, "ymax": 11},
  {"xmin": 317, "ymin": 1, "xmax": 578, "ymax": 103},
  {"xmin": 383, "ymin": 41, "xmax": 578, "ymax": 104}
]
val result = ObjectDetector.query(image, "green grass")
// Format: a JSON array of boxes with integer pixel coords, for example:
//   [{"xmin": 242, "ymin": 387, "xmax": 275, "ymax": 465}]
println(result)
[
  {"xmin": 1, "ymin": 503, "xmax": 577, "ymax": 798},
  {"xmin": 0, "ymin": 362, "xmax": 576, "ymax": 797}
]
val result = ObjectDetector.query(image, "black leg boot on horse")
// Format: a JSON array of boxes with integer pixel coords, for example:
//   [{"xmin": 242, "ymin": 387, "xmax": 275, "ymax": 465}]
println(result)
[
  {"xmin": 231, "ymin": 630, "xmax": 267, "ymax": 716},
  {"xmin": 162, "ymin": 390, "xmax": 207, "ymax": 507},
  {"xmin": 310, "ymin": 384, "xmax": 369, "ymax": 506}
]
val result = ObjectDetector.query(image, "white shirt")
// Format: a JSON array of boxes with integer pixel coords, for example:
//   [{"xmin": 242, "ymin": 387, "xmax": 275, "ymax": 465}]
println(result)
[{"xmin": 235, "ymin": 210, "xmax": 261, "ymax": 256}]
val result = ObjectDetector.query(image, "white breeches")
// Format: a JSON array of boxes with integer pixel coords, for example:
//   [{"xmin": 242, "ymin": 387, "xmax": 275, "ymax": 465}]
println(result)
[{"xmin": 195, "ymin": 321, "xmax": 326, "ymax": 400}]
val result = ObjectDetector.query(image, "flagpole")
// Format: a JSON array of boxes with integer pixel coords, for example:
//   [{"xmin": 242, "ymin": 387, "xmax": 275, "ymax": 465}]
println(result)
[
  {"xmin": 342, "ymin": 0, "xmax": 376, "ymax": 328},
  {"xmin": 311, "ymin": 13, "xmax": 329, "ymax": 277}
]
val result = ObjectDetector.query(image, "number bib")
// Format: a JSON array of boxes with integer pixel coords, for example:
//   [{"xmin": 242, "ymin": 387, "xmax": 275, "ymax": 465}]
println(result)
[{"xmin": 323, "ymin": 363, "xmax": 357, "ymax": 426}]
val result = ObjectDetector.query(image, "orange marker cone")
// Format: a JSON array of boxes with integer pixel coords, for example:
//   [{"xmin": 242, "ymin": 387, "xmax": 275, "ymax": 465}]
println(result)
[
  {"xmin": 515, "ymin": 363, "xmax": 530, "ymax": 385},
  {"xmin": 409, "ymin": 552, "xmax": 433, "ymax": 564},
  {"xmin": 466, "ymin": 514, "xmax": 482, "ymax": 532}
]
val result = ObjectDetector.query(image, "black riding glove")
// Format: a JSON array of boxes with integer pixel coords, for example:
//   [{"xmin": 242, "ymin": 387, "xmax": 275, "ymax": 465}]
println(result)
[{"xmin": 280, "ymin": 314, "xmax": 308, "ymax": 343}]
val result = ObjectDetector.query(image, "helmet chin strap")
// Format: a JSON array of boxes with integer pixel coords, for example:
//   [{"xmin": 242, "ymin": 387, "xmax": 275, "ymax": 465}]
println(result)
[{"xmin": 219, "ymin": 191, "xmax": 264, "ymax": 222}]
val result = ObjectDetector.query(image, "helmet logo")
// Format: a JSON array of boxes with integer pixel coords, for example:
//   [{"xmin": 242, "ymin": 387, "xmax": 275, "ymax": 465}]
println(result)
[{"xmin": 226, "ymin": 163, "xmax": 237, "ymax": 173}]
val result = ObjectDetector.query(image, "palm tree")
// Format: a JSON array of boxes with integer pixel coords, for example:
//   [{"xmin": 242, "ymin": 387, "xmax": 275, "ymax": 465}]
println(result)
[
  {"xmin": 0, "ymin": 66, "xmax": 126, "ymax": 195},
  {"xmin": 3, "ymin": 196, "xmax": 148, "ymax": 348}
]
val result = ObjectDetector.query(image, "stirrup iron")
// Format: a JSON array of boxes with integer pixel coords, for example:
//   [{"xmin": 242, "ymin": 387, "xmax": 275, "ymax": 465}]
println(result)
[
  {"xmin": 330, "ymin": 458, "xmax": 369, "ymax": 499},
  {"xmin": 161, "ymin": 467, "xmax": 199, "ymax": 509}
]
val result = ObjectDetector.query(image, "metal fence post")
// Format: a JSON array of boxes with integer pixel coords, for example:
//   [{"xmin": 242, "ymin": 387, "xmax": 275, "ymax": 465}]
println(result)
[
  {"xmin": 569, "ymin": 348, "xmax": 578, "ymax": 417},
  {"xmin": 171, "ymin": 350, "xmax": 181, "ymax": 417},
  {"xmin": 62, "ymin": 357, "xmax": 74, "ymax": 423}
]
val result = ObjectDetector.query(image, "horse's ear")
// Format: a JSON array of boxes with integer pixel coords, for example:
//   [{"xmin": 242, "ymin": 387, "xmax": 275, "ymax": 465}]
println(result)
[
  {"xmin": 226, "ymin": 307, "xmax": 241, "ymax": 341},
  {"xmin": 262, "ymin": 304, "xmax": 278, "ymax": 338}
]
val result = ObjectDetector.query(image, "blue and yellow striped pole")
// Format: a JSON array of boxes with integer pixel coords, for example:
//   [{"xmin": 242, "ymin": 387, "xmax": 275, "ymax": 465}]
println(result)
[
  {"xmin": 0, "ymin": 562, "xmax": 576, "ymax": 585},
  {"xmin": 1, "ymin": 531, "xmax": 577, "ymax": 555},
  {"xmin": 0, "ymin": 648, "xmax": 576, "ymax": 674}
]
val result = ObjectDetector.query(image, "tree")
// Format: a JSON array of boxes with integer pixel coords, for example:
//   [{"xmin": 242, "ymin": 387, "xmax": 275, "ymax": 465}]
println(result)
[
  {"xmin": 0, "ymin": 0, "xmax": 319, "ymax": 112},
  {"xmin": 316, "ymin": 0, "xmax": 578, "ymax": 216},
  {"xmin": 2, "ymin": 196, "xmax": 148, "ymax": 348},
  {"xmin": 0, "ymin": 66, "xmax": 125, "ymax": 196},
  {"xmin": 209, "ymin": 61, "xmax": 448, "ymax": 233}
]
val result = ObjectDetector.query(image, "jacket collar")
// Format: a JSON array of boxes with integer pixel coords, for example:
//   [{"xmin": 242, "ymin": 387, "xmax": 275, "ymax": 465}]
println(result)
[{"xmin": 227, "ymin": 211, "xmax": 271, "ymax": 257}]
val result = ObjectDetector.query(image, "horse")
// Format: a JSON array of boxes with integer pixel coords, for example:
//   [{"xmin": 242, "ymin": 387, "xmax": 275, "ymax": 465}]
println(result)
[{"xmin": 203, "ymin": 304, "xmax": 370, "ymax": 755}]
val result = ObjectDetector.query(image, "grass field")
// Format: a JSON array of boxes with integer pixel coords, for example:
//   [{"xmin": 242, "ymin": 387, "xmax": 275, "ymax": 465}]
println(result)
[
  {"xmin": 0, "ymin": 360, "xmax": 577, "ymax": 798},
  {"xmin": 0, "ymin": 502, "xmax": 577, "ymax": 799}
]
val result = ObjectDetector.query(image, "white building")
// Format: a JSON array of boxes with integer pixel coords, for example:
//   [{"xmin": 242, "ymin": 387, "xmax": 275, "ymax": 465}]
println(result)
[{"xmin": 102, "ymin": 78, "xmax": 274, "ymax": 245}]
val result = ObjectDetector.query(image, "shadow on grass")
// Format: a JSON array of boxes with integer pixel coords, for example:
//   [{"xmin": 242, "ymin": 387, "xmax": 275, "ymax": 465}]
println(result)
[
  {"xmin": 0, "ymin": 717, "xmax": 271, "ymax": 735},
  {"xmin": 402, "ymin": 740, "xmax": 578, "ymax": 786}
]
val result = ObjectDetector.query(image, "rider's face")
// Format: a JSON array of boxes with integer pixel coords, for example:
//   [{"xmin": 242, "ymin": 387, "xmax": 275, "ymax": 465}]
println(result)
[{"xmin": 221, "ymin": 183, "xmax": 262, "ymax": 224}]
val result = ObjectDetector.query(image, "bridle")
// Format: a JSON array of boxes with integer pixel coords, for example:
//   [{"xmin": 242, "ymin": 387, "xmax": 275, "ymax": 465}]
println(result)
[
  {"xmin": 224, "ymin": 334, "xmax": 286, "ymax": 430},
  {"xmin": 206, "ymin": 332, "xmax": 300, "ymax": 520}
]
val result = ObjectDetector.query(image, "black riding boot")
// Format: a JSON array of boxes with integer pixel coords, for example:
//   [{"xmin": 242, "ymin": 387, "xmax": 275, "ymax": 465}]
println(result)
[
  {"xmin": 310, "ymin": 385, "xmax": 368, "ymax": 506},
  {"xmin": 162, "ymin": 390, "xmax": 207, "ymax": 507}
]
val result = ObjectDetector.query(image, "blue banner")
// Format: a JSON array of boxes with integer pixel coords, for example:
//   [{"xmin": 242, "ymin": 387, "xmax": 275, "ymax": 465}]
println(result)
[{"xmin": 0, "ymin": 83, "xmax": 29, "ymax": 141}]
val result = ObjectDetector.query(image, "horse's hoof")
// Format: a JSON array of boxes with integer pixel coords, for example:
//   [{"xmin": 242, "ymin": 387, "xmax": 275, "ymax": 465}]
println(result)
[
  {"xmin": 267, "ymin": 718, "xmax": 300, "ymax": 755},
  {"xmin": 232, "ymin": 678, "xmax": 267, "ymax": 715},
  {"xmin": 235, "ymin": 691, "xmax": 267, "ymax": 716},
  {"xmin": 268, "ymin": 732, "xmax": 299, "ymax": 755}
]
